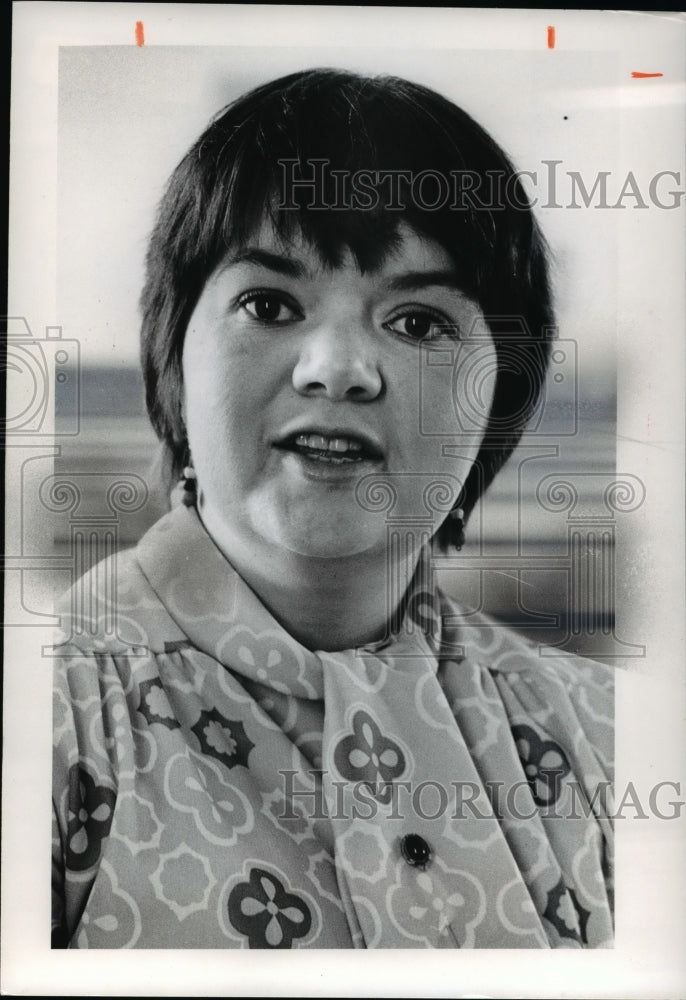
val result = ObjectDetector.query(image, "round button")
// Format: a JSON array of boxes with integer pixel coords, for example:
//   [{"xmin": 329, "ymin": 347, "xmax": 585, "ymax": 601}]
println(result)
[{"xmin": 400, "ymin": 833, "xmax": 432, "ymax": 868}]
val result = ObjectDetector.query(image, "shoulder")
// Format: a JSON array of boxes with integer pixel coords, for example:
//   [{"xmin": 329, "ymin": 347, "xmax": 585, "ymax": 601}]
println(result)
[
  {"xmin": 436, "ymin": 591, "xmax": 614, "ymax": 785},
  {"xmin": 53, "ymin": 521, "xmax": 187, "ymax": 658},
  {"xmin": 437, "ymin": 588, "xmax": 614, "ymax": 696}
]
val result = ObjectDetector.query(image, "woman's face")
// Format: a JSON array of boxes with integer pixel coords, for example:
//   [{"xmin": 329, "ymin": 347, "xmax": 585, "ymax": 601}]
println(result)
[{"xmin": 182, "ymin": 219, "xmax": 497, "ymax": 561}]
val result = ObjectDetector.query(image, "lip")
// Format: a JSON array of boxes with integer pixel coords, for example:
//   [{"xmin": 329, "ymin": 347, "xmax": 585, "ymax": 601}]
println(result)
[{"xmin": 273, "ymin": 423, "xmax": 385, "ymax": 461}]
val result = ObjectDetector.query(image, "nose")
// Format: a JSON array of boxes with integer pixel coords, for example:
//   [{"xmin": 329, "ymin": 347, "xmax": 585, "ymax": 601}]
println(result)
[{"xmin": 292, "ymin": 324, "xmax": 383, "ymax": 402}]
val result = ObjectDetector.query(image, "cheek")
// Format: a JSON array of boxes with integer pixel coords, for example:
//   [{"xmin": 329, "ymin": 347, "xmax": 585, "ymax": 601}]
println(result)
[
  {"xmin": 182, "ymin": 350, "xmax": 234, "ymax": 454},
  {"xmin": 415, "ymin": 341, "xmax": 497, "ymax": 442},
  {"xmin": 185, "ymin": 377, "xmax": 250, "ymax": 460},
  {"xmin": 182, "ymin": 341, "xmax": 288, "ymax": 469}
]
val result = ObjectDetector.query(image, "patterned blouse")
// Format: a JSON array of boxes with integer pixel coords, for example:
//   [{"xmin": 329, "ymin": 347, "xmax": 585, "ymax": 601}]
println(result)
[{"xmin": 52, "ymin": 504, "xmax": 614, "ymax": 949}]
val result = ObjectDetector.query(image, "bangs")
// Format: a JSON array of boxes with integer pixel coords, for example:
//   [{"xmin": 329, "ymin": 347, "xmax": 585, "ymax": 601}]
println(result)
[
  {"xmin": 189, "ymin": 70, "xmax": 516, "ymax": 296},
  {"xmin": 217, "ymin": 186, "xmax": 407, "ymax": 277}
]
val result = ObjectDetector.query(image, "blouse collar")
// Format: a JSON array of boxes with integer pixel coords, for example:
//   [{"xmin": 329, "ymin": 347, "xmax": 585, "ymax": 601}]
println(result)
[{"xmin": 136, "ymin": 504, "xmax": 442, "ymax": 699}]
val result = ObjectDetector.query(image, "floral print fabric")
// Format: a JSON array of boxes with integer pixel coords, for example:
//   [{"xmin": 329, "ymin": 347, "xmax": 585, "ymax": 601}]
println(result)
[{"xmin": 52, "ymin": 505, "xmax": 614, "ymax": 948}]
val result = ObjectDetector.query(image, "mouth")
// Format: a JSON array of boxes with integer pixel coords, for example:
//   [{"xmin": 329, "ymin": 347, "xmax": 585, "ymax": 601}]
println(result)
[{"xmin": 274, "ymin": 429, "xmax": 384, "ymax": 466}]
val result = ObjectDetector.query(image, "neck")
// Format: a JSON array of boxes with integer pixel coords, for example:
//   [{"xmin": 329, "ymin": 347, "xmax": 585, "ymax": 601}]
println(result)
[{"xmin": 198, "ymin": 514, "xmax": 423, "ymax": 652}]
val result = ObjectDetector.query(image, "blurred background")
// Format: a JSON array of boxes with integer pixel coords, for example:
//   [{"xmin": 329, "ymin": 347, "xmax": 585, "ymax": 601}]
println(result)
[{"xmin": 52, "ymin": 45, "xmax": 624, "ymax": 660}]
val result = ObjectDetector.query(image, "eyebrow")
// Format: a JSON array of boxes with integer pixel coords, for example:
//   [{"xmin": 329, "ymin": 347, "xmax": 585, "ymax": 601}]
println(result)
[
  {"xmin": 219, "ymin": 248, "xmax": 307, "ymax": 279},
  {"xmin": 220, "ymin": 250, "xmax": 463, "ymax": 294},
  {"xmin": 385, "ymin": 270, "xmax": 464, "ymax": 293}
]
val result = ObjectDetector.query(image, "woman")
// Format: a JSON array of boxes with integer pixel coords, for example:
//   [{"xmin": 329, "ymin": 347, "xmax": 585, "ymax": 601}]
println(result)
[{"xmin": 52, "ymin": 69, "xmax": 613, "ymax": 949}]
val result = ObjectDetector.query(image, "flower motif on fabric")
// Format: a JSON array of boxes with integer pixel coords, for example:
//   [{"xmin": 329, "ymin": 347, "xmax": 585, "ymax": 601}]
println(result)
[
  {"xmin": 336, "ymin": 825, "xmax": 390, "ymax": 884},
  {"xmin": 495, "ymin": 878, "xmax": 549, "ymax": 946},
  {"xmin": 260, "ymin": 787, "xmax": 318, "ymax": 847},
  {"xmin": 111, "ymin": 790, "xmax": 164, "ymax": 856},
  {"xmin": 65, "ymin": 764, "xmax": 116, "ymax": 872},
  {"xmin": 387, "ymin": 858, "xmax": 487, "ymax": 947},
  {"xmin": 451, "ymin": 693, "xmax": 502, "ymax": 759},
  {"xmin": 305, "ymin": 850, "xmax": 345, "ymax": 913},
  {"xmin": 543, "ymin": 877, "xmax": 591, "ymax": 945},
  {"xmin": 512, "ymin": 724, "xmax": 571, "ymax": 806},
  {"xmin": 73, "ymin": 859, "xmax": 142, "ymax": 948},
  {"xmin": 333, "ymin": 710, "xmax": 406, "ymax": 805},
  {"xmin": 165, "ymin": 752, "xmax": 254, "ymax": 847},
  {"xmin": 228, "ymin": 868, "xmax": 312, "ymax": 948},
  {"xmin": 137, "ymin": 678, "xmax": 180, "ymax": 731},
  {"xmin": 149, "ymin": 844, "xmax": 217, "ymax": 921},
  {"xmin": 216, "ymin": 625, "xmax": 318, "ymax": 698},
  {"xmin": 191, "ymin": 708, "xmax": 254, "ymax": 771}
]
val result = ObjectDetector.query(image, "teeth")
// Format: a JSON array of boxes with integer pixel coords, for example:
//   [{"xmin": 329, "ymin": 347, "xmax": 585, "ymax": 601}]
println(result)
[
  {"xmin": 331, "ymin": 437, "xmax": 362, "ymax": 453},
  {"xmin": 294, "ymin": 433, "xmax": 363, "ymax": 453}
]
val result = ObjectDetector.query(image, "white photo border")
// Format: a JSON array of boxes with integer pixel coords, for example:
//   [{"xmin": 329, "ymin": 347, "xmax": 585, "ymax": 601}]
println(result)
[{"xmin": 4, "ymin": 4, "xmax": 686, "ymax": 997}]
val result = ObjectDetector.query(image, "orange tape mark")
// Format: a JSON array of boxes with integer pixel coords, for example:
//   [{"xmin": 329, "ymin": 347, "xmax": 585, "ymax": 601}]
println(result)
[
  {"xmin": 547, "ymin": 26, "xmax": 555, "ymax": 49},
  {"xmin": 631, "ymin": 71, "xmax": 663, "ymax": 78},
  {"xmin": 135, "ymin": 21, "xmax": 145, "ymax": 46}
]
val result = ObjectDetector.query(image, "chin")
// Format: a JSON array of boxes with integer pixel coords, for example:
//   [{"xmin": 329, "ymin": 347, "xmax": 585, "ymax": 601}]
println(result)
[
  {"xmin": 261, "ymin": 511, "xmax": 384, "ymax": 561},
  {"xmin": 286, "ymin": 539, "xmax": 379, "ymax": 560}
]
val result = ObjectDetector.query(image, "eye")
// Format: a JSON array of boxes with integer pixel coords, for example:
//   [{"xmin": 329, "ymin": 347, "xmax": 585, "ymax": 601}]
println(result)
[
  {"xmin": 237, "ymin": 290, "xmax": 302, "ymax": 324},
  {"xmin": 385, "ymin": 309, "xmax": 458, "ymax": 342}
]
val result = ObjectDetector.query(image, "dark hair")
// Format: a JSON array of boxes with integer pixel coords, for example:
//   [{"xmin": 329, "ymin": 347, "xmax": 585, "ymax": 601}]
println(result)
[{"xmin": 140, "ymin": 68, "xmax": 553, "ymax": 548}]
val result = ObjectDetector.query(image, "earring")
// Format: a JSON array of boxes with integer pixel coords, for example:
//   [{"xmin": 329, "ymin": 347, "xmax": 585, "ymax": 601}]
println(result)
[
  {"xmin": 450, "ymin": 507, "xmax": 465, "ymax": 551},
  {"xmin": 180, "ymin": 464, "xmax": 197, "ymax": 507}
]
